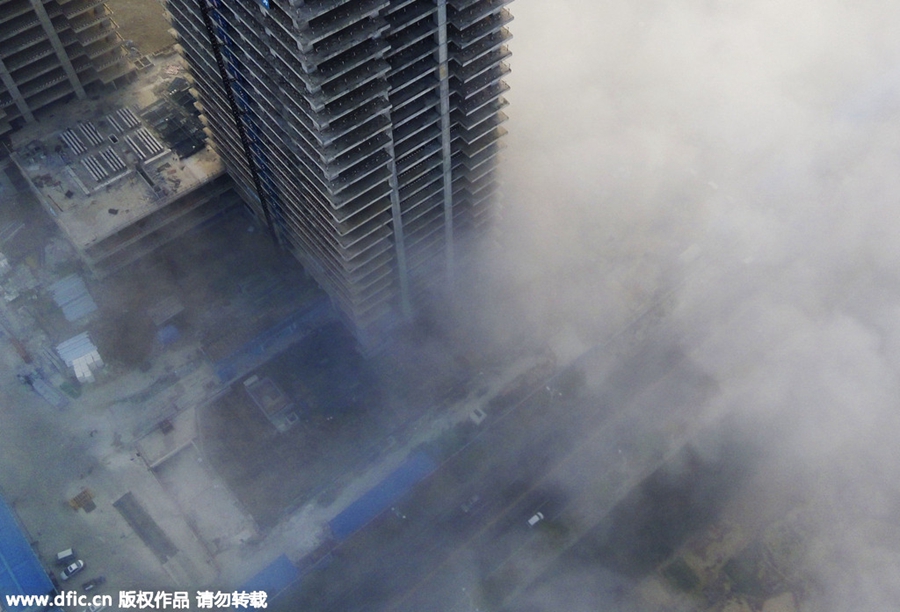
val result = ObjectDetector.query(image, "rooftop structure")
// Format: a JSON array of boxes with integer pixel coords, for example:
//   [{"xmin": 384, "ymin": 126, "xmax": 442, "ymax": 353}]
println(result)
[
  {"xmin": 0, "ymin": 0, "xmax": 135, "ymax": 138},
  {"xmin": 163, "ymin": 0, "xmax": 512, "ymax": 344},
  {"xmin": 0, "ymin": 492, "xmax": 53, "ymax": 612},
  {"xmin": 10, "ymin": 55, "xmax": 236, "ymax": 277}
]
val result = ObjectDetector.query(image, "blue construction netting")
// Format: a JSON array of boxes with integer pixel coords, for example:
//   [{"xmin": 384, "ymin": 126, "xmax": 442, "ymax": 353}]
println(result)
[
  {"xmin": 0, "ymin": 494, "xmax": 53, "ymax": 610},
  {"xmin": 212, "ymin": 298, "xmax": 333, "ymax": 382},
  {"xmin": 240, "ymin": 554, "xmax": 298, "ymax": 601},
  {"xmin": 329, "ymin": 450, "xmax": 437, "ymax": 541}
]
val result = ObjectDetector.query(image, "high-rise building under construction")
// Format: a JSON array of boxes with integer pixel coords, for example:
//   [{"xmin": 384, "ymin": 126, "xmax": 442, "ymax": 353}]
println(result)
[
  {"xmin": 163, "ymin": 0, "xmax": 512, "ymax": 344},
  {"xmin": 0, "ymin": 0, "xmax": 133, "ymax": 138}
]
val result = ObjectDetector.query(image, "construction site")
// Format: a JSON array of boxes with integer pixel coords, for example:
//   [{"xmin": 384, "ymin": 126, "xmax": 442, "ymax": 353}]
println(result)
[
  {"xmin": 163, "ymin": 0, "xmax": 512, "ymax": 344},
  {"xmin": 10, "ymin": 70, "xmax": 235, "ymax": 277},
  {"xmin": 0, "ymin": 0, "xmax": 134, "ymax": 138}
]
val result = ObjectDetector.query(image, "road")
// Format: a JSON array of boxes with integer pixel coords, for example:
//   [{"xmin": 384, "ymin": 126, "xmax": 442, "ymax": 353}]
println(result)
[{"xmin": 272, "ymin": 316, "xmax": 723, "ymax": 611}]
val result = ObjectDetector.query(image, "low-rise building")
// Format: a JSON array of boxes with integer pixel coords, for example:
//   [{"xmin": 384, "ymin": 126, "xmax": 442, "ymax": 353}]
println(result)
[{"xmin": 9, "ymin": 55, "xmax": 238, "ymax": 277}]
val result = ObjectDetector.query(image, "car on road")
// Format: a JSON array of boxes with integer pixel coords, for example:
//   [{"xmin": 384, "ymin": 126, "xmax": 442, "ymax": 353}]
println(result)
[
  {"xmin": 527, "ymin": 511, "xmax": 545, "ymax": 527},
  {"xmin": 460, "ymin": 495, "xmax": 481, "ymax": 514},
  {"xmin": 391, "ymin": 506, "xmax": 407, "ymax": 520},
  {"xmin": 82, "ymin": 604, "xmax": 106, "ymax": 612},
  {"xmin": 60, "ymin": 560, "xmax": 85, "ymax": 581}
]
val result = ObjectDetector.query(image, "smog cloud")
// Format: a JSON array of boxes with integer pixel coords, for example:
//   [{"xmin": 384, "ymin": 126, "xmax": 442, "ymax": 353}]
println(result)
[{"xmin": 453, "ymin": 0, "xmax": 900, "ymax": 609}]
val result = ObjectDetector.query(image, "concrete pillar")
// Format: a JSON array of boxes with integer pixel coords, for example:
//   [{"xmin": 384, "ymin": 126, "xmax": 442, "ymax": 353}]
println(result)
[
  {"xmin": 436, "ymin": 0, "xmax": 455, "ymax": 281},
  {"xmin": 0, "ymin": 58, "xmax": 34, "ymax": 123},
  {"xmin": 386, "ymin": 140, "xmax": 411, "ymax": 317},
  {"xmin": 29, "ymin": 0, "xmax": 87, "ymax": 102}
]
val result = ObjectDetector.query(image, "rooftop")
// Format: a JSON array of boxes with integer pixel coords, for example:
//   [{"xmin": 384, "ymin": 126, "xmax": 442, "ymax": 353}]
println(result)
[
  {"xmin": 0, "ymin": 493, "xmax": 53, "ymax": 610},
  {"xmin": 8, "ymin": 53, "xmax": 226, "ymax": 269}
]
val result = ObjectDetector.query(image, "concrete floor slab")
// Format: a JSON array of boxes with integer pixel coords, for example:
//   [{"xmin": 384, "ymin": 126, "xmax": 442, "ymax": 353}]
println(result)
[
  {"xmin": 153, "ymin": 443, "xmax": 255, "ymax": 556},
  {"xmin": 113, "ymin": 491, "xmax": 178, "ymax": 563}
]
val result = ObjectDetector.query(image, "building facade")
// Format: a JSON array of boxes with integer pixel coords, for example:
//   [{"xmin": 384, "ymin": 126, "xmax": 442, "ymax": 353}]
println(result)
[
  {"xmin": 163, "ymin": 0, "xmax": 512, "ymax": 343},
  {"xmin": 0, "ymin": 0, "xmax": 133, "ymax": 138}
]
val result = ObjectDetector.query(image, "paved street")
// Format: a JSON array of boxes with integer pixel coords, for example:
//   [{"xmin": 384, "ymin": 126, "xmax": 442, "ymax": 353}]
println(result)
[{"xmin": 271, "ymin": 309, "xmax": 723, "ymax": 612}]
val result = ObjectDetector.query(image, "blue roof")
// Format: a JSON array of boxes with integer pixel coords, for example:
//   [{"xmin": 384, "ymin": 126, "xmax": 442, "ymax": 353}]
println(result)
[
  {"xmin": 329, "ymin": 450, "xmax": 437, "ymax": 541},
  {"xmin": 240, "ymin": 554, "xmax": 298, "ymax": 600},
  {"xmin": 0, "ymin": 494, "xmax": 53, "ymax": 610},
  {"xmin": 213, "ymin": 298, "xmax": 333, "ymax": 382}
]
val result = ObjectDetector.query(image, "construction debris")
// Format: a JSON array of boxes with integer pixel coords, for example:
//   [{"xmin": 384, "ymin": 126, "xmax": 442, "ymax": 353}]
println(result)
[
  {"xmin": 56, "ymin": 332, "xmax": 104, "ymax": 384},
  {"xmin": 48, "ymin": 274, "xmax": 98, "ymax": 322}
]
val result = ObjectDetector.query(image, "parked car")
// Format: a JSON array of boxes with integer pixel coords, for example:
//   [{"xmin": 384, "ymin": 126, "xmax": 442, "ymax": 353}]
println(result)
[
  {"xmin": 55, "ymin": 548, "xmax": 77, "ymax": 565},
  {"xmin": 60, "ymin": 560, "xmax": 85, "ymax": 581},
  {"xmin": 527, "ymin": 511, "xmax": 545, "ymax": 527},
  {"xmin": 83, "ymin": 604, "xmax": 106, "ymax": 612},
  {"xmin": 82, "ymin": 576, "xmax": 106, "ymax": 592}
]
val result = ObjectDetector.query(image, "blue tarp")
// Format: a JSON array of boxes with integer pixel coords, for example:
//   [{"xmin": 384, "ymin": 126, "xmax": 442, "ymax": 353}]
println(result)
[
  {"xmin": 213, "ymin": 298, "xmax": 333, "ymax": 382},
  {"xmin": 329, "ymin": 450, "xmax": 437, "ymax": 541},
  {"xmin": 157, "ymin": 325, "xmax": 180, "ymax": 345},
  {"xmin": 240, "ymin": 554, "xmax": 298, "ymax": 600},
  {"xmin": 0, "ymin": 495, "xmax": 53, "ymax": 610}
]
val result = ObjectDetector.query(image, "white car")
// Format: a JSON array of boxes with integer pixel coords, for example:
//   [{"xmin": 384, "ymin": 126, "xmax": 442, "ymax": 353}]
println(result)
[
  {"xmin": 461, "ymin": 495, "xmax": 481, "ymax": 514},
  {"xmin": 528, "ymin": 511, "xmax": 545, "ymax": 527},
  {"xmin": 60, "ymin": 559, "xmax": 85, "ymax": 581}
]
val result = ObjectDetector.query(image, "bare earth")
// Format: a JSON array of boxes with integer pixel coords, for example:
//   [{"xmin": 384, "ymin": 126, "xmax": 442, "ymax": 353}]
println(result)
[{"xmin": 106, "ymin": 0, "xmax": 175, "ymax": 55}]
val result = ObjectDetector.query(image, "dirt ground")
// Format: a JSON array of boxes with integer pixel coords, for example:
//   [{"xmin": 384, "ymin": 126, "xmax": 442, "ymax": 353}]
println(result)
[
  {"xmin": 91, "ymin": 200, "xmax": 321, "ymax": 369},
  {"xmin": 198, "ymin": 325, "xmax": 398, "ymax": 531},
  {"xmin": 107, "ymin": 0, "xmax": 175, "ymax": 55}
]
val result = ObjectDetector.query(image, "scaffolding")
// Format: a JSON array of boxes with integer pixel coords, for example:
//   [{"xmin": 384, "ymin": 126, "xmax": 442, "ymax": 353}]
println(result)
[
  {"xmin": 163, "ymin": 0, "xmax": 512, "ymax": 344},
  {"xmin": 0, "ymin": 0, "xmax": 134, "ymax": 137}
]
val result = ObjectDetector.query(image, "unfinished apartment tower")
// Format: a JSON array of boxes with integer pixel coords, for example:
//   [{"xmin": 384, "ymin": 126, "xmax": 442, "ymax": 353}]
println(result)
[
  {"xmin": 0, "ymin": 0, "xmax": 133, "ymax": 137},
  {"xmin": 164, "ymin": 0, "xmax": 512, "ymax": 343}
]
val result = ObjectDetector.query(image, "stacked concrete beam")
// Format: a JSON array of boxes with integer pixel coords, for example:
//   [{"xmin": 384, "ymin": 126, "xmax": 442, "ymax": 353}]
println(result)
[
  {"xmin": 163, "ymin": 0, "xmax": 511, "ymax": 344},
  {"xmin": 0, "ymin": 0, "xmax": 133, "ymax": 137}
]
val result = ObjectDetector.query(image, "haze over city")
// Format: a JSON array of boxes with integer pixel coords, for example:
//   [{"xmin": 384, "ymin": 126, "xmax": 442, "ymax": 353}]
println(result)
[
  {"xmin": 2, "ymin": 0, "xmax": 900, "ymax": 611},
  {"xmin": 474, "ymin": 1, "xmax": 900, "ymax": 609}
]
